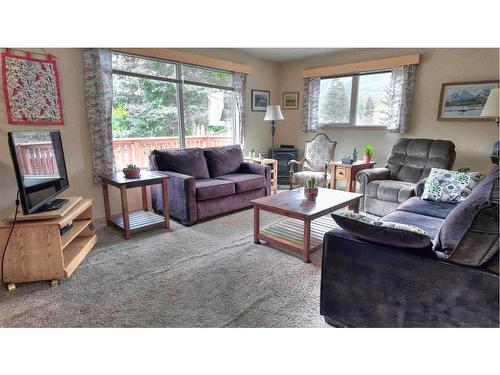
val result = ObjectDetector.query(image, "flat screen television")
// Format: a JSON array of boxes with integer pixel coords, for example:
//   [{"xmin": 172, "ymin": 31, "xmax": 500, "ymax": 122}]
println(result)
[{"xmin": 8, "ymin": 130, "xmax": 70, "ymax": 214}]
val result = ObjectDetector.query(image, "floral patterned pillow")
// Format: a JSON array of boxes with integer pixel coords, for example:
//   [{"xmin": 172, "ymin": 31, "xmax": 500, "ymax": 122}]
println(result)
[
  {"xmin": 421, "ymin": 168, "xmax": 485, "ymax": 204},
  {"xmin": 336, "ymin": 211, "xmax": 427, "ymax": 235}
]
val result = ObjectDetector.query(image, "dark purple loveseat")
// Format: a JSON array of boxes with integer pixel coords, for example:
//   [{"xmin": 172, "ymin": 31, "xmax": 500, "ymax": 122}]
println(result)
[{"xmin": 150, "ymin": 145, "xmax": 271, "ymax": 225}]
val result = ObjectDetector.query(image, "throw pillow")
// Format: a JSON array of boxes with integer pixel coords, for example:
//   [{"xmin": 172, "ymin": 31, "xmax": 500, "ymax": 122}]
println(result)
[
  {"xmin": 153, "ymin": 148, "xmax": 210, "ymax": 179},
  {"xmin": 332, "ymin": 211, "xmax": 432, "ymax": 249},
  {"xmin": 203, "ymin": 145, "xmax": 244, "ymax": 177},
  {"xmin": 435, "ymin": 166, "xmax": 499, "ymax": 266},
  {"xmin": 421, "ymin": 168, "xmax": 484, "ymax": 204}
]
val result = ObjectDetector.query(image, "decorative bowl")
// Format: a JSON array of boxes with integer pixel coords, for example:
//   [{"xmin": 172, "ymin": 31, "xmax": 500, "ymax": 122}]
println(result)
[
  {"xmin": 341, "ymin": 157, "xmax": 354, "ymax": 164},
  {"xmin": 123, "ymin": 168, "xmax": 141, "ymax": 179},
  {"xmin": 304, "ymin": 187, "xmax": 318, "ymax": 201}
]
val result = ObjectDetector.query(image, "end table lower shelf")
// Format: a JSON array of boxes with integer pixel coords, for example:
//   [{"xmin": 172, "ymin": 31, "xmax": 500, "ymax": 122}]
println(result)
[{"xmin": 109, "ymin": 210, "xmax": 166, "ymax": 234}]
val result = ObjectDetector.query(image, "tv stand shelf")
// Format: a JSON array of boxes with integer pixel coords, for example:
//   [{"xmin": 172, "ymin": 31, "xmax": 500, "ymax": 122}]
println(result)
[{"xmin": 0, "ymin": 197, "xmax": 97, "ymax": 291}]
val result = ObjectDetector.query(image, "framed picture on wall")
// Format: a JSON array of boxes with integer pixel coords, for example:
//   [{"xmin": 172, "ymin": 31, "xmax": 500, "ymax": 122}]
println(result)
[
  {"xmin": 437, "ymin": 80, "xmax": 499, "ymax": 120},
  {"xmin": 251, "ymin": 90, "xmax": 270, "ymax": 111},
  {"xmin": 283, "ymin": 92, "xmax": 299, "ymax": 110}
]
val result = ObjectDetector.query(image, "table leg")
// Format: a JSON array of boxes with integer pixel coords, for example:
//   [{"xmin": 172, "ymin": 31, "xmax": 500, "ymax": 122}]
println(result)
[
  {"xmin": 102, "ymin": 181, "xmax": 111, "ymax": 226},
  {"xmin": 161, "ymin": 178, "xmax": 170, "ymax": 229},
  {"xmin": 141, "ymin": 186, "xmax": 148, "ymax": 211},
  {"xmin": 331, "ymin": 166, "xmax": 336, "ymax": 189},
  {"xmin": 120, "ymin": 185, "xmax": 131, "ymax": 239},
  {"xmin": 254, "ymin": 206, "xmax": 260, "ymax": 244},
  {"xmin": 346, "ymin": 169, "xmax": 353, "ymax": 192},
  {"xmin": 303, "ymin": 218, "xmax": 311, "ymax": 263},
  {"xmin": 350, "ymin": 199, "xmax": 360, "ymax": 214}
]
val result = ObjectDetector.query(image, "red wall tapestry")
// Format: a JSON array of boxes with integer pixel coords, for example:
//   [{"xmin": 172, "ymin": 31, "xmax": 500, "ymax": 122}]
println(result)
[{"xmin": 1, "ymin": 49, "xmax": 64, "ymax": 125}]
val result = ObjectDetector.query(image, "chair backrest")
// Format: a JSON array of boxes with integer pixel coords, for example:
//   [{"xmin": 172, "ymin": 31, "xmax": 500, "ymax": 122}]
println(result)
[
  {"xmin": 304, "ymin": 133, "xmax": 337, "ymax": 172},
  {"xmin": 385, "ymin": 138, "xmax": 456, "ymax": 183}
]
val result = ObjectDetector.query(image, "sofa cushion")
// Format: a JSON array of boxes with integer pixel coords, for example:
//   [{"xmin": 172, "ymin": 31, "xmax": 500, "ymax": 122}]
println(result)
[
  {"xmin": 421, "ymin": 168, "xmax": 485, "ymax": 204},
  {"xmin": 331, "ymin": 211, "xmax": 432, "ymax": 249},
  {"xmin": 203, "ymin": 145, "xmax": 244, "ymax": 177},
  {"xmin": 381, "ymin": 210, "xmax": 445, "ymax": 239},
  {"xmin": 154, "ymin": 148, "xmax": 209, "ymax": 179},
  {"xmin": 366, "ymin": 180, "xmax": 415, "ymax": 203},
  {"xmin": 217, "ymin": 173, "xmax": 266, "ymax": 193},
  {"xmin": 435, "ymin": 167, "xmax": 499, "ymax": 266},
  {"xmin": 396, "ymin": 196, "xmax": 456, "ymax": 219},
  {"xmin": 195, "ymin": 178, "xmax": 235, "ymax": 201}
]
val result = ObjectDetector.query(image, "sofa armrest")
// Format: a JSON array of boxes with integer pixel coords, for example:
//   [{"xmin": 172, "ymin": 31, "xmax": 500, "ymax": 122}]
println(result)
[
  {"xmin": 150, "ymin": 170, "xmax": 197, "ymax": 225},
  {"xmin": 355, "ymin": 167, "xmax": 390, "ymax": 211},
  {"xmin": 356, "ymin": 167, "xmax": 391, "ymax": 185},
  {"xmin": 321, "ymin": 228, "xmax": 499, "ymax": 327},
  {"xmin": 415, "ymin": 178, "xmax": 427, "ymax": 197},
  {"xmin": 239, "ymin": 162, "xmax": 271, "ymax": 195}
]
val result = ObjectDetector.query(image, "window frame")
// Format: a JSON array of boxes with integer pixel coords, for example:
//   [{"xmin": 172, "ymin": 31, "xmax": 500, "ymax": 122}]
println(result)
[
  {"xmin": 318, "ymin": 69, "xmax": 391, "ymax": 129},
  {"xmin": 111, "ymin": 52, "xmax": 238, "ymax": 147}
]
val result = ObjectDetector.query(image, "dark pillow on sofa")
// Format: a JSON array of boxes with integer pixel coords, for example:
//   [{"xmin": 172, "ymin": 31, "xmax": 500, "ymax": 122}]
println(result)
[
  {"xmin": 331, "ymin": 212, "xmax": 432, "ymax": 249},
  {"xmin": 203, "ymin": 145, "xmax": 243, "ymax": 177},
  {"xmin": 435, "ymin": 167, "xmax": 499, "ymax": 266},
  {"xmin": 153, "ymin": 148, "xmax": 209, "ymax": 179}
]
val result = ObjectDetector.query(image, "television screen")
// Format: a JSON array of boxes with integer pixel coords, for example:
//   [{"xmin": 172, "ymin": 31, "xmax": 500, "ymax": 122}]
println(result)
[{"xmin": 8, "ymin": 130, "xmax": 69, "ymax": 214}]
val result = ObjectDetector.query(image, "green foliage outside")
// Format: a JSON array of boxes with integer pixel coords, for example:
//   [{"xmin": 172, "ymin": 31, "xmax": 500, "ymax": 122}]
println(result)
[{"xmin": 111, "ymin": 54, "xmax": 234, "ymax": 139}]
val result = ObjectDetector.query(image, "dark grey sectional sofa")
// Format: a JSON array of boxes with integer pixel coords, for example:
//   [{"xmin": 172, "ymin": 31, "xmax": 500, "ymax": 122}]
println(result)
[
  {"xmin": 321, "ymin": 167, "xmax": 499, "ymax": 327},
  {"xmin": 150, "ymin": 145, "xmax": 271, "ymax": 225}
]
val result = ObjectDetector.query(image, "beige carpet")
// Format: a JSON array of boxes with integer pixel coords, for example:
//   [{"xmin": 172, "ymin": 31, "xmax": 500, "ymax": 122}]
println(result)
[{"xmin": 0, "ymin": 208, "xmax": 330, "ymax": 327}]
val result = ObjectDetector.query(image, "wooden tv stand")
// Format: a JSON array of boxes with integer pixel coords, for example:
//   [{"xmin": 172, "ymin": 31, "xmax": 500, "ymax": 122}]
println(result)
[{"xmin": 0, "ymin": 196, "xmax": 97, "ymax": 291}]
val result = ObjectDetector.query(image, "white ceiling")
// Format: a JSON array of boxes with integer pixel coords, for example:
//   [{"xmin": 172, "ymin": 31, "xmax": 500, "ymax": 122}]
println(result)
[{"xmin": 237, "ymin": 48, "xmax": 344, "ymax": 63}]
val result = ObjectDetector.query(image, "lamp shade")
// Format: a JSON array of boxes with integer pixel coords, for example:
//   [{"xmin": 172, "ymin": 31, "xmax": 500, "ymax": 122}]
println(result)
[
  {"xmin": 264, "ymin": 105, "xmax": 284, "ymax": 121},
  {"xmin": 481, "ymin": 88, "xmax": 499, "ymax": 118}
]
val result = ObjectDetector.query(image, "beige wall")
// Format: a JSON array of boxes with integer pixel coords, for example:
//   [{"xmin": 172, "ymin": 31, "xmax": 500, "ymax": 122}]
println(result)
[
  {"xmin": 0, "ymin": 48, "xmax": 280, "ymax": 218},
  {"xmin": 277, "ymin": 48, "xmax": 499, "ymax": 176},
  {"xmin": 1, "ymin": 48, "xmax": 497, "ymax": 218}
]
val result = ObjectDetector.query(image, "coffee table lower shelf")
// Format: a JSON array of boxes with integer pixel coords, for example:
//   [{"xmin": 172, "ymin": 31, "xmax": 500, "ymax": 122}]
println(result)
[{"xmin": 259, "ymin": 216, "xmax": 335, "ymax": 259}]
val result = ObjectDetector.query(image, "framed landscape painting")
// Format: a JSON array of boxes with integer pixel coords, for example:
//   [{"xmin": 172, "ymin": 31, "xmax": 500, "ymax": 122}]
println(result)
[
  {"xmin": 251, "ymin": 89, "xmax": 270, "ymax": 111},
  {"xmin": 283, "ymin": 92, "xmax": 299, "ymax": 110},
  {"xmin": 438, "ymin": 80, "xmax": 499, "ymax": 120}
]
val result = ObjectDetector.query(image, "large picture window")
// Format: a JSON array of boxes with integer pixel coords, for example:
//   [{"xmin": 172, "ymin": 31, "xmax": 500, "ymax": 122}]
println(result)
[
  {"xmin": 111, "ymin": 52, "xmax": 237, "ymax": 168},
  {"xmin": 318, "ymin": 71, "xmax": 391, "ymax": 127}
]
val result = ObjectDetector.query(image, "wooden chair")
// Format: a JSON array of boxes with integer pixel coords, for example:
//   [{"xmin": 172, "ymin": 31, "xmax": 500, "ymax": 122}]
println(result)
[{"xmin": 288, "ymin": 133, "xmax": 337, "ymax": 189}]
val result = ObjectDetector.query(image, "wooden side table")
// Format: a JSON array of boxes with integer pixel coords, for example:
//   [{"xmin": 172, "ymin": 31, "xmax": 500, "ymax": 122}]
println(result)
[
  {"xmin": 99, "ymin": 170, "xmax": 170, "ymax": 239},
  {"xmin": 330, "ymin": 161, "xmax": 376, "ymax": 192},
  {"xmin": 244, "ymin": 157, "xmax": 278, "ymax": 194}
]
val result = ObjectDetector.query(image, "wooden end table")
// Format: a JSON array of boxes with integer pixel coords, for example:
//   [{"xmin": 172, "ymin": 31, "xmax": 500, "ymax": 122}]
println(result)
[
  {"xmin": 244, "ymin": 157, "xmax": 279, "ymax": 194},
  {"xmin": 252, "ymin": 188, "xmax": 362, "ymax": 262},
  {"xmin": 99, "ymin": 170, "xmax": 170, "ymax": 239},
  {"xmin": 330, "ymin": 161, "xmax": 376, "ymax": 192}
]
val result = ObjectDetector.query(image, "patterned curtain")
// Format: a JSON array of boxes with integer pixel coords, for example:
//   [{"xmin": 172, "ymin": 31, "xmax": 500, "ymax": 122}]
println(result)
[
  {"xmin": 83, "ymin": 48, "xmax": 114, "ymax": 180},
  {"xmin": 385, "ymin": 64, "xmax": 416, "ymax": 134},
  {"xmin": 303, "ymin": 77, "xmax": 321, "ymax": 133},
  {"xmin": 233, "ymin": 72, "xmax": 247, "ymax": 148}
]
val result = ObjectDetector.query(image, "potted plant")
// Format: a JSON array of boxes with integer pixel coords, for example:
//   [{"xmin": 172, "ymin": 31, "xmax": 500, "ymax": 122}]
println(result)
[
  {"xmin": 123, "ymin": 163, "xmax": 141, "ymax": 179},
  {"xmin": 363, "ymin": 144, "xmax": 374, "ymax": 164},
  {"xmin": 304, "ymin": 176, "xmax": 319, "ymax": 201}
]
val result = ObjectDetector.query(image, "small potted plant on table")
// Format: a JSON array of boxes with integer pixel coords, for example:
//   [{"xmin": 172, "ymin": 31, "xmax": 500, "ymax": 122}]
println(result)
[
  {"xmin": 304, "ymin": 176, "xmax": 319, "ymax": 201},
  {"xmin": 123, "ymin": 163, "xmax": 141, "ymax": 179},
  {"xmin": 363, "ymin": 144, "xmax": 374, "ymax": 164}
]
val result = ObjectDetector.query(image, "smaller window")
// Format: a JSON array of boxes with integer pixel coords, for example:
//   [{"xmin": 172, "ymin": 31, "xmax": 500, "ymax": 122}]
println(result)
[
  {"xmin": 181, "ymin": 65, "xmax": 233, "ymax": 87},
  {"xmin": 318, "ymin": 71, "xmax": 392, "ymax": 127}
]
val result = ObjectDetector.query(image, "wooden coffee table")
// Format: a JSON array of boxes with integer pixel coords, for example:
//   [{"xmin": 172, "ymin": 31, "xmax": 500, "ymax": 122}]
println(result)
[{"xmin": 252, "ymin": 188, "xmax": 363, "ymax": 262}]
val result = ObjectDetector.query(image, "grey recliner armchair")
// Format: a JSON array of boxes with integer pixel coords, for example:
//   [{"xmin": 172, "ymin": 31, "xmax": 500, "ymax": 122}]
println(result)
[{"xmin": 356, "ymin": 138, "xmax": 456, "ymax": 217}]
